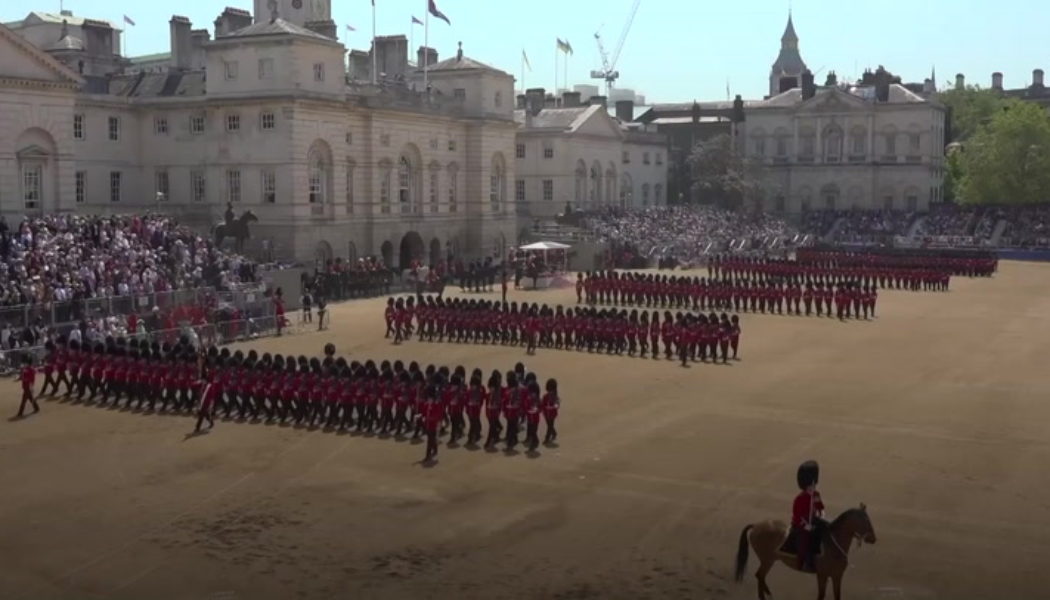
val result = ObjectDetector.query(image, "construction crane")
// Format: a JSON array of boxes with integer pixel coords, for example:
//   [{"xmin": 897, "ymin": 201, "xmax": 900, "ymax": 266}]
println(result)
[{"xmin": 590, "ymin": 0, "xmax": 642, "ymax": 95}]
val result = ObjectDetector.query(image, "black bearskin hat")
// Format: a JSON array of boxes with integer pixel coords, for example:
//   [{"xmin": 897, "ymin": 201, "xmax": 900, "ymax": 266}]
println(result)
[{"xmin": 797, "ymin": 460, "xmax": 820, "ymax": 490}]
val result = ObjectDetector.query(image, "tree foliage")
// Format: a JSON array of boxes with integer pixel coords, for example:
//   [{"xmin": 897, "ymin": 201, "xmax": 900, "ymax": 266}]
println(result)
[
  {"xmin": 686, "ymin": 133, "xmax": 760, "ymax": 208},
  {"xmin": 938, "ymin": 87, "xmax": 1006, "ymax": 143},
  {"xmin": 958, "ymin": 100, "xmax": 1050, "ymax": 205}
]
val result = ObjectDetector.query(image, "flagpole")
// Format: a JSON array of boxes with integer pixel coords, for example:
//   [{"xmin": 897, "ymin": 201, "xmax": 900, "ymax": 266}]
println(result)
[
  {"xmin": 410, "ymin": 21, "xmax": 414, "ymax": 65},
  {"xmin": 371, "ymin": 1, "xmax": 377, "ymax": 84},
  {"xmin": 423, "ymin": 1, "xmax": 429, "ymax": 92},
  {"xmin": 554, "ymin": 41, "xmax": 558, "ymax": 96}
]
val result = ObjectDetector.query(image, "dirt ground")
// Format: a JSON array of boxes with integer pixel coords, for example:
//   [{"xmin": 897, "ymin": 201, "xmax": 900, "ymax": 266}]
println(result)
[{"xmin": 2, "ymin": 261, "xmax": 1049, "ymax": 600}]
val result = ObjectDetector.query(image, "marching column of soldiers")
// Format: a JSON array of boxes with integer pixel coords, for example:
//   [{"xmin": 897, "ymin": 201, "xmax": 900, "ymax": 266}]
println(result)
[{"xmin": 28, "ymin": 338, "xmax": 561, "ymax": 462}]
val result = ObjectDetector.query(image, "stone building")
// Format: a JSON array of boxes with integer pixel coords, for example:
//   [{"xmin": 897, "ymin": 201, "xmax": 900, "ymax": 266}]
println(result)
[
  {"xmin": 740, "ymin": 14, "xmax": 945, "ymax": 213},
  {"xmin": 0, "ymin": 2, "xmax": 518, "ymax": 267},
  {"xmin": 513, "ymin": 89, "xmax": 667, "ymax": 219}
]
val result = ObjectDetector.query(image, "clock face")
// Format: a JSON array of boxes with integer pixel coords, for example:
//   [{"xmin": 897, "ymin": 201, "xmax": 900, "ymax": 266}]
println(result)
[{"xmin": 292, "ymin": 0, "xmax": 302, "ymax": 8}]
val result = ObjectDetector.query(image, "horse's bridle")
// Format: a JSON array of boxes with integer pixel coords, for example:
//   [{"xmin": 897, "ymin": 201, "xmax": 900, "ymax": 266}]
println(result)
[{"xmin": 829, "ymin": 532, "xmax": 865, "ymax": 564}]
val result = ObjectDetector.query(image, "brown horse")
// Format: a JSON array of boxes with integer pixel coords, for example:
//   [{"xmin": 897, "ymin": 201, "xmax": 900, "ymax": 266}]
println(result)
[{"xmin": 734, "ymin": 504, "xmax": 876, "ymax": 600}]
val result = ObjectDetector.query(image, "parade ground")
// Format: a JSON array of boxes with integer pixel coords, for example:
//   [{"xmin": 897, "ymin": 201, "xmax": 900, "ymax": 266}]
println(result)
[{"xmin": 2, "ymin": 261, "xmax": 1048, "ymax": 600}]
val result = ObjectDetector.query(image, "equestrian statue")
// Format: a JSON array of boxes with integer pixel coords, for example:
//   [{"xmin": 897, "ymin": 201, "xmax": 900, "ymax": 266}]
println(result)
[{"xmin": 213, "ymin": 203, "xmax": 258, "ymax": 253}]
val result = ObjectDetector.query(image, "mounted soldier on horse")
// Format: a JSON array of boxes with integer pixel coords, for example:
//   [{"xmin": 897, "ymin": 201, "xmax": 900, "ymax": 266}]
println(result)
[{"xmin": 213, "ymin": 203, "xmax": 258, "ymax": 253}]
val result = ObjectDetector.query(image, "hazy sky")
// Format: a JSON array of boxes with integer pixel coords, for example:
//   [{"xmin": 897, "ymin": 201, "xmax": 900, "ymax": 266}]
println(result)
[{"xmin": 4, "ymin": 0, "xmax": 1049, "ymax": 102}]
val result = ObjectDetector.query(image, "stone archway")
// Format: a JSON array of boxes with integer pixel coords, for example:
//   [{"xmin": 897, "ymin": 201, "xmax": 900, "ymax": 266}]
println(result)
[
  {"xmin": 429, "ymin": 237, "xmax": 442, "ymax": 267},
  {"xmin": 399, "ymin": 231, "xmax": 425, "ymax": 269},
  {"xmin": 347, "ymin": 241, "xmax": 358, "ymax": 263},
  {"xmin": 380, "ymin": 241, "xmax": 394, "ymax": 267}
]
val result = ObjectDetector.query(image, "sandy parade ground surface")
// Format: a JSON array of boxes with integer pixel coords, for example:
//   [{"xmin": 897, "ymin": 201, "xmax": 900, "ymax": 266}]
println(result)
[{"xmin": 2, "ymin": 261, "xmax": 1050, "ymax": 600}]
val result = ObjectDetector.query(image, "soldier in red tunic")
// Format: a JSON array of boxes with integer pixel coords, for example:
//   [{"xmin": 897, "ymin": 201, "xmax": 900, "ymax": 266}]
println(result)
[{"xmin": 790, "ymin": 460, "xmax": 826, "ymax": 572}]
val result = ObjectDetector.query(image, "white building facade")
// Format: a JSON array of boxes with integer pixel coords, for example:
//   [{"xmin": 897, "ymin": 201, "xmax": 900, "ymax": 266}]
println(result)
[
  {"xmin": 742, "ymin": 16, "xmax": 945, "ymax": 214},
  {"xmin": 0, "ymin": 4, "xmax": 518, "ymax": 267},
  {"xmin": 513, "ymin": 89, "xmax": 667, "ymax": 219}
]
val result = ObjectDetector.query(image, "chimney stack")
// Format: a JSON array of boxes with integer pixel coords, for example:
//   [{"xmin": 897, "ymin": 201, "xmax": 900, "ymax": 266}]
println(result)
[
  {"xmin": 923, "ymin": 78, "xmax": 935, "ymax": 94},
  {"xmin": 562, "ymin": 91, "xmax": 581, "ymax": 107},
  {"xmin": 169, "ymin": 16, "xmax": 192, "ymax": 71},
  {"xmin": 874, "ymin": 67, "xmax": 890, "ymax": 102},
  {"xmin": 525, "ymin": 87, "xmax": 545, "ymax": 116},
  {"xmin": 801, "ymin": 69, "xmax": 816, "ymax": 100},
  {"xmin": 416, "ymin": 46, "xmax": 437, "ymax": 68},
  {"xmin": 955, "ymin": 73, "xmax": 965, "ymax": 90},
  {"xmin": 589, "ymin": 95, "xmax": 607, "ymax": 109},
  {"xmin": 214, "ymin": 7, "xmax": 252, "ymax": 37},
  {"xmin": 516, "ymin": 94, "xmax": 526, "ymax": 110},
  {"xmin": 991, "ymin": 72, "xmax": 1003, "ymax": 90},
  {"xmin": 615, "ymin": 100, "xmax": 634, "ymax": 122},
  {"xmin": 544, "ymin": 93, "xmax": 557, "ymax": 108},
  {"xmin": 1033, "ymin": 69, "xmax": 1045, "ymax": 88},
  {"xmin": 824, "ymin": 71, "xmax": 838, "ymax": 87}
]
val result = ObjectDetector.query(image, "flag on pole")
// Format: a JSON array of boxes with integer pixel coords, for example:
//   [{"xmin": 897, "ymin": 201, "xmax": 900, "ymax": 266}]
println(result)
[
  {"xmin": 428, "ymin": 0, "xmax": 451, "ymax": 25},
  {"xmin": 522, "ymin": 50, "xmax": 532, "ymax": 71},
  {"xmin": 123, "ymin": 15, "xmax": 136, "ymax": 26},
  {"xmin": 557, "ymin": 38, "xmax": 572, "ymax": 55},
  {"xmin": 346, "ymin": 24, "xmax": 356, "ymax": 32},
  {"xmin": 412, "ymin": 16, "xmax": 423, "ymax": 26}
]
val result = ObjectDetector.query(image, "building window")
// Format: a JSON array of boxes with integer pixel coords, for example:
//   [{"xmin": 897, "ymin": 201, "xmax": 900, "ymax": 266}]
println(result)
[
  {"xmin": 109, "ymin": 171, "xmax": 121, "ymax": 203},
  {"xmin": 346, "ymin": 163, "xmax": 355, "ymax": 210},
  {"xmin": 447, "ymin": 167, "xmax": 458, "ymax": 213},
  {"xmin": 75, "ymin": 171, "xmax": 86, "ymax": 204},
  {"xmin": 448, "ymin": 139, "xmax": 457, "ymax": 151},
  {"xmin": 909, "ymin": 133, "xmax": 921, "ymax": 152},
  {"xmin": 655, "ymin": 153, "xmax": 663, "ymax": 165},
  {"xmin": 641, "ymin": 183, "xmax": 650, "ymax": 206},
  {"xmin": 380, "ymin": 167, "xmax": 391, "ymax": 214},
  {"xmin": 191, "ymin": 170, "xmax": 206, "ymax": 202},
  {"xmin": 543, "ymin": 145, "xmax": 553, "ymax": 159},
  {"xmin": 429, "ymin": 170, "xmax": 439, "ymax": 213},
  {"xmin": 155, "ymin": 170, "xmax": 169, "ymax": 201},
  {"xmin": 851, "ymin": 133, "xmax": 865, "ymax": 155},
  {"xmin": 258, "ymin": 58, "xmax": 274, "ymax": 80},
  {"xmin": 753, "ymin": 138, "xmax": 766, "ymax": 157},
  {"xmin": 543, "ymin": 179, "xmax": 553, "ymax": 201},
  {"xmin": 515, "ymin": 179, "xmax": 526, "ymax": 203},
  {"xmin": 453, "ymin": 88, "xmax": 466, "ymax": 100},
  {"xmin": 494, "ymin": 91, "xmax": 502, "ymax": 107},
  {"xmin": 309, "ymin": 159, "xmax": 326, "ymax": 204},
  {"xmin": 74, "ymin": 114, "xmax": 84, "ymax": 140},
  {"xmin": 226, "ymin": 169, "xmax": 241, "ymax": 203},
  {"xmin": 108, "ymin": 116, "xmax": 120, "ymax": 141},
  {"xmin": 23, "ymin": 165, "xmax": 42, "ymax": 210},
  {"xmin": 262, "ymin": 169, "xmax": 276, "ymax": 203},
  {"xmin": 346, "ymin": 131, "xmax": 353, "ymax": 145},
  {"xmin": 226, "ymin": 114, "xmax": 240, "ymax": 132},
  {"xmin": 154, "ymin": 116, "xmax": 168, "ymax": 135},
  {"xmin": 824, "ymin": 129, "xmax": 842, "ymax": 162},
  {"xmin": 885, "ymin": 134, "xmax": 896, "ymax": 155},
  {"xmin": 260, "ymin": 111, "xmax": 275, "ymax": 130},
  {"xmin": 643, "ymin": 152, "xmax": 651, "ymax": 165},
  {"xmin": 381, "ymin": 134, "xmax": 391, "ymax": 147},
  {"xmin": 191, "ymin": 115, "xmax": 205, "ymax": 134},
  {"xmin": 654, "ymin": 184, "xmax": 663, "ymax": 204},
  {"xmin": 313, "ymin": 62, "xmax": 325, "ymax": 82},
  {"xmin": 516, "ymin": 143, "xmax": 525, "ymax": 159},
  {"xmin": 776, "ymin": 137, "xmax": 788, "ymax": 156},
  {"xmin": 490, "ymin": 160, "xmax": 505, "ymax": 212},
  {"xmin": 224, "ymin": 60, "xmax": 238, "ymax": 80},
  {"xmin": 801, "ymin": 135, "xmax": 815, "ymax": 157},
  {"xmin": 397, "ymin": 157, "xmax": 412, "ymax": 213},
  {"xmin": 622, "ymin": 151, "xmax": 630, "ymax": 164}
]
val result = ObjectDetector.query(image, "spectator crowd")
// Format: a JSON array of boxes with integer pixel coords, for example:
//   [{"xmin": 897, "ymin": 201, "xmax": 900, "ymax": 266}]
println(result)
[{"xmin": 0, "ymin": 214, "xmax": 257, "ymax": 308}]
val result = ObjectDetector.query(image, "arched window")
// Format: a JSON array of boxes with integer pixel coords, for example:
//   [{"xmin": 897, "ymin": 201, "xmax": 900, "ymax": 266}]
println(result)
[
  {"xmin": 490, "ymin": 155, "xmax": 505, "ymax": 212},
  {"xmin": 605, "ymin": 167, "xmax": 616, "ymax": 204},
  {"xmin": 619, "ymin": 173, "xmax": 632, "ymax": 209},
  {"xmin": 654, "ymin": 184, "xmax": 663, "ymax": 204},
  {"xmin": 642, "ymin": 183, "xmax": 650, "ymax": 206},
  {"xmin": 447, "ymin": 163, "xmax": 459, "ymax": 213},
  {"xmin": 589, "ymin": 163, "xmax": 601, "ymax": 207},
  {"xmin": 345, "ymin": 160, "xmax": 355, "ymax": 213},
  {"xmin": 309, "ymin": 157, "xmax": 326, "ymax": 204},
  {"xmin": 849, "ymin": 126, "xmax": 867, "ymax": 159},
  {"xmin": 307, "ymin": 140, "xmax": 333, "ymax": 208},
  {"xmin": 428, "ymin": 163, "xmax": 441, "ymax": 214},
  {"xmin": 378, "ymin": 159, "xmax": 392, "ymax": 214},
  {"xmin": 398, "ymin": 156, "xmax": 412, "ymax": 213}
]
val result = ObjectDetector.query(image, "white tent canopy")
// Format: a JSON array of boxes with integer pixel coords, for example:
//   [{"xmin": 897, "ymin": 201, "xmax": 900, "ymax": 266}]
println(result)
[{"xmin": 519, "ymin": 241, "xmax": 571, "ymax": 250}]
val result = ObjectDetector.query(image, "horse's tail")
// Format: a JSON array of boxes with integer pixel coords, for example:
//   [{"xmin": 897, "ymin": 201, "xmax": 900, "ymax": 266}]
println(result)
[{"xmin": 734, "ymin": 524, "xmax": 753, "ymax": 583}]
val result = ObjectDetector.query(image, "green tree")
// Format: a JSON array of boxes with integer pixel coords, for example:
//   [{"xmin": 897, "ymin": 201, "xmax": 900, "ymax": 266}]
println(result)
[
  {"xmin": 958, "ymin": 100, "xmax": 1050, "ymax": 205},
  {"xmin": 943, "ymin": 147, "xmax": 964, "ymax": 203},
  {"xmin": 686, "ymin": 133, "xmax": 760, "ymax": 209},
  {"xmin": 939, "ymin": 87, "xmax": 1006, "ymax": 143}
]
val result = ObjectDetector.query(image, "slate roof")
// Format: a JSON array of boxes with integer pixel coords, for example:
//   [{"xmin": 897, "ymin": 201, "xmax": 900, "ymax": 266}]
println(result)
[
  {"xmin": 514, "ymin": 106, "xmax": 593, "ymax": 130},
  {"xmin": 219, "ymin": 18, "xmax": 333, "ymax": 42},
  {"xmin": 14, "ymin": 11, "xmax": 117, "ymax": 29},
  {"xmin": 427, "ymin": 55, "xmax": 504, "ymax": 74},
  {"xmin": 90, "ymin": 71, "xmax": 206, "ymax": 98}
]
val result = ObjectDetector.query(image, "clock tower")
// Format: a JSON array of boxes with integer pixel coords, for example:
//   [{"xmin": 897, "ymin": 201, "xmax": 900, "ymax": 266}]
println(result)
[{"xmin": 254, "ymin": 0, "xmax": 335, "ymax": 38}]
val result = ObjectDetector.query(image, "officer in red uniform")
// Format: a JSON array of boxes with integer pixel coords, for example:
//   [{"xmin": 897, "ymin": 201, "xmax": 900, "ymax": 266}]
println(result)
[
  {"xmin": 790, "ymin": 460, "xmax": 826, "ymax": 572},
  {"xmin": 16, "ymin": 355, "xmax": 39, "ymax": 418},
  {"xmin": 422, "ymin": 385, "xmax": 444, "ymax": 462}
]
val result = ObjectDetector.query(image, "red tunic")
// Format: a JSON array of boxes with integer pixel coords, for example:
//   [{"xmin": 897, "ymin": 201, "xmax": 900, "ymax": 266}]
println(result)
[{"xmin": 792, "ymin": 490, "xmax": 825, "ymax": 529}]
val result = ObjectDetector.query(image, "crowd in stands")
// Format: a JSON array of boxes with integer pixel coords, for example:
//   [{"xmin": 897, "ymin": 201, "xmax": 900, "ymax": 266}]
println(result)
[
  {"xmin": 583, "ymin": 206, "xmax": 797, "ymax": 268},
  {"xmin": 916, "ymin": 204, "xmax": 978, "ymax": 238},
  {"xmin": 829, "ymin": 210, "xmax": 917, "ymax": 245},
  {"xmin": 999, "ymin": 205, "xmax": 1050, "ymax": 248},
  {"xmin": 0, "ymin": 214, "xmax": 257, "ymax": 308}
]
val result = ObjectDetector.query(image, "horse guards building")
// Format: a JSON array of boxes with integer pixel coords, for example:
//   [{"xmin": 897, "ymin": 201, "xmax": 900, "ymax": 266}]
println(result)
[
  {"xmin": 0, "ymin": 0, "xmax": 668, "ymax": 267},
  {"xmin": 0, "ymin": 2, "xmax": 955, "ymax": 265}
]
